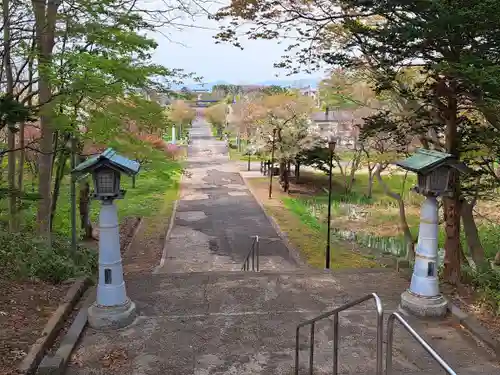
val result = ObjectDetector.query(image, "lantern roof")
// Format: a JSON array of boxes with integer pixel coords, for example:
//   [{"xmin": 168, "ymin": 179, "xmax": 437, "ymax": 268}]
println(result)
[
  {"xmin": 395, "ymin": 148, "xmax": 470, "ymax": 175},
  {"xmin": 72, "ymin": 148, "xmax": 140, "ymax": 176}
]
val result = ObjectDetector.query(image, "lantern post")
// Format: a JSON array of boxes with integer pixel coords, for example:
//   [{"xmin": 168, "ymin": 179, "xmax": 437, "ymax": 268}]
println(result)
[
  {"xmin": 395, "ymin": 149, "xmax": 470, "ymax": 317},
  {"xmin": 72, "ymin": 148, "xmax": 140, "ymax": 329}
]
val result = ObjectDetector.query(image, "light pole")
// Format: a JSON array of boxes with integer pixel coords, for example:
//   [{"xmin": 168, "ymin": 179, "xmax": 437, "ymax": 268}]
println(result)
[
  {"xmin": 247, "ymin": 149, "xmax": 251, "ymax": 171},
  {"xmin": 325, "ymin": 136, "xmax": 337, "ymax": 270},
  {"xmin": 268, "ymin": 128, "xmax": 277, "ymax": 199}
]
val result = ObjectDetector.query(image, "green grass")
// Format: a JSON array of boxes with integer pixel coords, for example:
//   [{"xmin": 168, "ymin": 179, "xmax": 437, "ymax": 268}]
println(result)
[
  {"xmin": 303, "ymin": 170, "xmax": 419, "ymax": 205},
  {"xmin": 228, "ymin": 147, "xmax": 262, "ymax": 162},
  {"xmin": 270, "ymin": 197, "xmax": 378, "ymax": 269},
  {"xmin": 56, "ymin": 148, "xmax": 182, "ymax": 238},
  {"xmin": 0, "ymin": 146, "xmax": 182, "ymax": 283},
  {"xmin": 246, "ymin": 177, "xmax": 378, "ymax": 269},
  {"xmin": 7, "ymin": 147, "xmax": 182, "ymax": 240}
]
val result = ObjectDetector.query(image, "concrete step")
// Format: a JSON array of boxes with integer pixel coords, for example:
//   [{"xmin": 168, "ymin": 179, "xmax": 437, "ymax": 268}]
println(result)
[
  {"xmin": 67, "ymin": 270, "xmax": 500, "ymax": 375},
  {"xmin": 127, "ymin": 268, "xmax": 407, "ymax": 316}
]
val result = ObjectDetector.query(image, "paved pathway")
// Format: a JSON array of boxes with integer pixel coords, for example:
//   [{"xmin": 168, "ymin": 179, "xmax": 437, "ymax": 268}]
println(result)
[
  {"xmin": 157, "ymin": 118, "xmax": 296, "ymax": 273},
  {"xmin": 68, "ymin": 269, "xmax": 500, "ymax": 375},
  {"xmin": 66, "ymin": 116, "xmax": 500, "ymax": 375}
]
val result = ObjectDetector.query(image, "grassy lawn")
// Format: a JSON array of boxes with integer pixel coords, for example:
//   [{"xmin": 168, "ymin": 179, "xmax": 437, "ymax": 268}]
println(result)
[
  {"xmin": 228, "ymin": 147, "xmax": 262, "ymax": 162},
  {"xmin": 246, "ymin": 177, "xmax": 379, "ymax": 269},
  {"xmin": 11, "ymin": 147, "xmax": 183, "ymax": 240},
  {"xmin": 226, "ymin": 136, "xmax": 262, "ymax": 161}
]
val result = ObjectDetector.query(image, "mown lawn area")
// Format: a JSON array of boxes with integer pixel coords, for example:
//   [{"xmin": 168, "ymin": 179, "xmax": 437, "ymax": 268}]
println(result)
[
  {"xmin": 228, "ymin": 147, "xmax": 262, "ymax": 162},
  {"xmin": 245, "ymin": 177, "xmax": 379, "ymax": 269}
]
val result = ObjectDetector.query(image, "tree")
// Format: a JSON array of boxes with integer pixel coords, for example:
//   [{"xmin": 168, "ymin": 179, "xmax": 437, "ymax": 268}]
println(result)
[
  {"xmin": 169, "ymin": 100, "xmax": 196, "ymax": 138},
  {"xmin": 0, "ymin": 0, "xmax": 195, "ymax": 242},
  {"xmin": 260, "ymin": 85, "xmax": 291, "ymax": 96},
  {"xmin": 227, "ymin": 95, "xmax": 265, "ymax": 147},
  {"xmin": 205, "ymin": 102, "xmax": 228, "ymax": 138},
  {"xmin": 251, "ymin": 93, "xmax": 321, "ymax": 191},
  {"xmin": 214, "ymin": 0, "xmax": 500, "ymax": 284}
]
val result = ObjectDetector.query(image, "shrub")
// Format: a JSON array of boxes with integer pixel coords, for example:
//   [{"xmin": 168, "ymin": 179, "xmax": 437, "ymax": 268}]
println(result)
[
  {"xmin": 0, "ymin": 231, "xmax": 97, "ymax": 283},
  {"xmin": 465, "ymin": 264, "xmax": 500, "ymax": 316}
]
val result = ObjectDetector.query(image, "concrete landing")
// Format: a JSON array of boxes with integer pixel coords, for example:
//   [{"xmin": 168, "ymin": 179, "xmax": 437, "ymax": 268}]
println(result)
[{"xmin": 67, "ymin": 270, "xmax": 499, "ymax": 375}]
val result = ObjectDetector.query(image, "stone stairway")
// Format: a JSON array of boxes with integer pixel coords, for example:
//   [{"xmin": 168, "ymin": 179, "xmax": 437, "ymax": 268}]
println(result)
[{"xmin": 67, "ymin": 269, "xmax": 500, "ymax": 375}]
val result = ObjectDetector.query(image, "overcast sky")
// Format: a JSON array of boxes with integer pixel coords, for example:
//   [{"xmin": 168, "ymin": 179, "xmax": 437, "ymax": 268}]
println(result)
[{"xmin": 147, "ymin": 3, "xmax": 319, "ymax": 84}]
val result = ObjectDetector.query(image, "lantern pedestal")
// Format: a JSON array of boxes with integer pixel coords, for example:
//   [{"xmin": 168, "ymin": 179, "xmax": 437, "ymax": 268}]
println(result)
[
  {"xmin": 88, "ymin": 200, "xmax": 136, "ymax": 329},
  {"xmin": 400, "ymin": 290, "xmax": 447, "ymax": 318},
  {"xmin": 88, "ymin": 299, "xmax": 137, "ymax": 330},
  {"xmin": 400, "ymin": 195, "xmax": 447, "ymax": 317}
]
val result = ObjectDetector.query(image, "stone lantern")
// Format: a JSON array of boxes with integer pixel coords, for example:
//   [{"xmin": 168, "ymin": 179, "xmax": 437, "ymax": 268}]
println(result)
[
  {"xmin": 72, "ymin": 148, "xmax": 140, "ymax": 329},
  {"xmin": 395, "ymin": 148, "xmax": 470, "ymax": 317}
]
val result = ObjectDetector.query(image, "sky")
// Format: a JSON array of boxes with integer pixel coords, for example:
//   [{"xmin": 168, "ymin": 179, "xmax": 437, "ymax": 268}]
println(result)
[{"xmin": 147, "ymin": 2, "xmax": 321, "ymax": 84}]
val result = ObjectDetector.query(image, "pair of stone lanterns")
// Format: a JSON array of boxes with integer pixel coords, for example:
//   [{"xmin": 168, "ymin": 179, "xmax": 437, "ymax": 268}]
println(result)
[
  {"xmin": 72, "ymin": 148, "xmax": 140, "ymax": 329},
  {"xmin": 396, "ymin": 148, "xmax": 470, "ymax": 317}
]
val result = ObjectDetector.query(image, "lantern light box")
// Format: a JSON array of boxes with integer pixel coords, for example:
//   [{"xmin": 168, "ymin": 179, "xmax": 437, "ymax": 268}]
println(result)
[
  {"xmin": 72, "ymin": 148, "xmax": 140, "ymax": 200},
  {"xmin": 395, "ymin": 148, "xmax": 470, "ymax": 196}
]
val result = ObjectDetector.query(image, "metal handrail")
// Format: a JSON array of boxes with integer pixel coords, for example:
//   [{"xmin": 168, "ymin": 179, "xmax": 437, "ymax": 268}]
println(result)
[
  {"xmin": 294, "ymin": 293, "xmax": 384, "ymax": 375},
  {"xmin": 241, "ymin": 235, "xmax": 259, "ymax": 271},
  {"xmin": 386, "ymin": 312, "xmax": 457, "ymax": 375}
]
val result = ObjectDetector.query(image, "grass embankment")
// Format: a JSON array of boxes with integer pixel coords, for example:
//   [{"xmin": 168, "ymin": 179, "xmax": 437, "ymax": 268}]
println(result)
[
  {"xmin": 249, "ymin": 168, "xmax": 500, "ymax": 264},
  {"xmin": 292, "ymin": 170, "xmax": 500, "ymax": 260},
  {"xmin": 246, "ymin": 177, "xmax": 378, "ymax": 269},
  {"xmin": 0, "ymin": 146, "xmax": 183, "ymax": 283}
]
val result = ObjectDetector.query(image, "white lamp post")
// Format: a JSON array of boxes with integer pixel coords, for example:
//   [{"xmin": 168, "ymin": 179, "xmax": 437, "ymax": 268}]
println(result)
[
  {"xmin": 396, "ymin": 149, "xmax": 470, "ymax": 317},
  {"xmin": 72, "ymin": 148, "xmax": 140, "ymax": 329},
  {"xmin": 171, "ymin": 125, "xmax": 176, "ymax": 144}
]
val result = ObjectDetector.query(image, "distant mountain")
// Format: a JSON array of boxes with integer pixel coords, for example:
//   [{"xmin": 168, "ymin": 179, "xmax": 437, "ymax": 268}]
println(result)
[
  {"xmin": 256, "ymin": 78, "xmax": 319, "ymax": 89},
  {"xmin": 173, "ymin": 77, "xmax": 320, "ymax": 91}
]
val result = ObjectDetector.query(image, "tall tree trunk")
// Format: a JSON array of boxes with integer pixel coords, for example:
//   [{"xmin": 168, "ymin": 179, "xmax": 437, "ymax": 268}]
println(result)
[
  {"xmin": 76, "ymin": 152, "xmax": 93, "ymax": 240},
  {"xmin": 49, "ymin": 148, "xmax": 69, "ymax": 230},
  {"xmin": 18, "ymin": 32, "xmax": 35, "ymax": 212},
  {"xmin": 367, "ymin": 171, "xmax": 374, "ymax": 198},
  {"xmin": 32, "ymin": 0, "xmax": 61, "ymax": 237},
  {"xmin": 278, "ymin": 161, "xmax": 290, "ymax": 192},
  {"xmin": 443, "ymin": 196, "xmax": 462, "ymax": 284},
  {"xmin": 443, "ymin": 93, "xmax": 462, "ymax": 285},
  {"xmin": 79, "ymin": 179, "xmax": 93, "ymax": 239},
  {"xmin": 346, "ymin": 150, "xmax": 362, "ymax": 194},
  {"xmin": 279, "ymin": 161, "xmax": 286, "ymax": 190},
  {"xmin": 4, "ymin": 0, "xmax": 17, "ymax": 231},
  {"xmin": 460, "ymin": 198, "xmax": 485, "ymax": 267},
  {"xmin": 17, "ymin": 123, "xmax": 25, "ymax": 205}
]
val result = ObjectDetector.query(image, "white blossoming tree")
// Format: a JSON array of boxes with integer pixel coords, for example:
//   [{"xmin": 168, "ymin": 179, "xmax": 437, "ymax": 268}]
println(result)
[{"xmin": 250, "ymin": 93, "xmax": 323, "ymax": 192}]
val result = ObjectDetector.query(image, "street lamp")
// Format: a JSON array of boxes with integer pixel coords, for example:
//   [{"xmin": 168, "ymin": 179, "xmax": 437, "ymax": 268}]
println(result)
[
  {"xmin": 325, "ymin": 135, "xmax": 337, "ymax": 270},
  {"xmin": 268, "ymin": 128, "xmax": 277, "ymax": 199}
]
